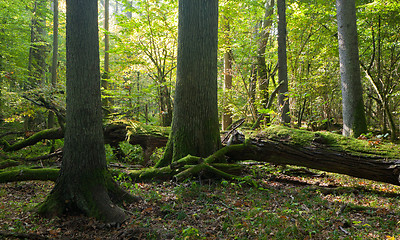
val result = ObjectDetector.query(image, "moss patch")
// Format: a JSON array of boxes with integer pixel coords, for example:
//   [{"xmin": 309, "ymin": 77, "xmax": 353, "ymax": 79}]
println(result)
[{"xmin": 256, "ymin": 125, "xmax": 400, "ymax": 159}]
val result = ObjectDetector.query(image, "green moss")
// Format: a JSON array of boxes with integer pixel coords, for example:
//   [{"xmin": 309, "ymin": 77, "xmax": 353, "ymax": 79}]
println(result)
[
  {"xmin": 0, "ymin": 168, "xmax": 59, "ymax": 183},
  {"xmin": 257, "ymin": 125, "xmax": 400, "ymax": 159}
]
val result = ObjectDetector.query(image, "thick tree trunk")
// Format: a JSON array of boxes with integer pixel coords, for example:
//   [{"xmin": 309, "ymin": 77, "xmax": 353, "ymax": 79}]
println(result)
[
  {"xmin": 336, "ymin": 0, "xmax": 367, "ymax": 137},
  {"xmin": 37, "ymin": 0, "xmax": 134, "ymax": 223},
  {"xmin": 157, "ymin": 0, "xmax": 221, "ymax": 167}
]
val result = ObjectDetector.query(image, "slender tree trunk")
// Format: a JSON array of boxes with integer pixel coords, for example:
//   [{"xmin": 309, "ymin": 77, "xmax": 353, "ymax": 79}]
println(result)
[
  {"xmin": 48, "ymin": 0, "xmax": 59, "ymax": 130},
  {"xmin": 221, "ymin": 17, "xmax": 232, "ymax": 130},
  {"xmin": 257, "ymin": 0, "xmax": 275, "ymax": 125},
  {"xmin": 37, "ymin": 0, "xmax": 133, "ymax": 223},
  {"xmin": 102, "ymin": 0, "xmax": 110, "ymax": 111},
  {"xmin": 277, "ymin": 0, "xmax": 290, "ymax": 125},
  {"xmin": 27, "ymin": 0, "xmax": 48, "ymax": 88},
  {"xmin": 157, "ymin": 0, "xmax": 221, "ymax": 167},
  {"xmin": 222, "ymin": 49, "xmax": 233, "ymax": 130},
  {"xmin": 336, "ymin": 0, "xmax": 367, "ymax": 137}
]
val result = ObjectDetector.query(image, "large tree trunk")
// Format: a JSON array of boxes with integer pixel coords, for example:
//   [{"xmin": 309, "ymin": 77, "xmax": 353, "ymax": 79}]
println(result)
[
  {"xmin": 277, "ymin": 0, "xmax": 290, "ymax": 125},
  {"xmin": 157, "ymin": 0, "xmax": 221, "ymax": 167},
  {"xmin": 336, "ymin": 0, "xmax": 367, "ymax": 137},
  {"xmin": 37, "ymin": 0, "xmax": 135, "ymax": 223}
]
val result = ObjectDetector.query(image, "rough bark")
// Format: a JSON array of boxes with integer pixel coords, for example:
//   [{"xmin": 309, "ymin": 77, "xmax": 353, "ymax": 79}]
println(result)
[
  {"xmin": 131, "ymin": 137, "xmax": 400, "ymax": 186},
  {"xmin": 37, "ymin": 0, "xmax": 134, "ymax": 223},
  {"xmin": 226, "ymin": 138, "xmax": 400, "ymax": 187},
  {"xmin": 157, "ymin": 0, "xmax": 221, "ymax": 167},
  {"xmin": 336, "ymin": 0, "xmax": 367, "ymax": 137}
]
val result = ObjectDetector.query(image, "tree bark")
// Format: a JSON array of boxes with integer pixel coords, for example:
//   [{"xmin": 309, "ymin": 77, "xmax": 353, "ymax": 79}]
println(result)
[
  {"xmin": 226, "ymin": 138, "xmax": 400, "ymax": 187},
  {"xmin": 37, "ymin": 0, "xmax": 134, "ymax": 223},
  {"xmin": 102, "ymin": 0, "xmax": 110, "ymax": 110},
  {"xmin": 157, "ymin": 0, "xmax": 221, "ymax": 167},
  {"xmin": 336, "ymin": 0, "xmax": 367, "ymax": 137},
  {"xmin": 27, "ymin": 0, "xmax": 48, "ymax": 88},
  {"xmin": 277, "ymin": 0, "xmax": 290, "ymax": 125},
  {"xmin": 222, "ymin": 48, "xmax": 233, "ymax": 130},
  {"xmin": 48, "ymin": 0, "xmax": 59, "ymax": 130}
]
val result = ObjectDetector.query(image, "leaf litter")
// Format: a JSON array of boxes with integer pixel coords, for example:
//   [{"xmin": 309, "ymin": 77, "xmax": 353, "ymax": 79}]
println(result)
[{"xmin": 1, "ymin": 164, "xmax": 400, "ymax": 239}]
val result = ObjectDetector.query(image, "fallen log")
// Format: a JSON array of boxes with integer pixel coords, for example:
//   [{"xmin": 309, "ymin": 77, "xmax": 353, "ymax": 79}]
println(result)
[
  {"xmin": 225, "ymin": 138, "xmax": 400, "ymax": 186},
  {"xmin": 2, "ymin": 126, "xmax": 400, "ymax": 187},
  {"xmin": 0, "ymin": 168, "xmax": 59, "ymax": 183},
  {"xmin": 0, "ymin": 128, "xmax": 63, "ymax": 152},
  {"xmin": 0, "ymin": 123, "xmax": 168, "ymax": 162}
]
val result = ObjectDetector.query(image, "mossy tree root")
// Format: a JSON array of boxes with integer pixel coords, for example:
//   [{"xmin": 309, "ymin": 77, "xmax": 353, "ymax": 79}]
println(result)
[{"xmin": 36, "ymin": 172, "xmax": 139, "ymax": 223}]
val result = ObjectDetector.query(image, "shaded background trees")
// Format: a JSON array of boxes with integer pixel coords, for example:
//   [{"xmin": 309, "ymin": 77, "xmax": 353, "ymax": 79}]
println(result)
[{"xmin": 0, "ymin": 0, "xmax": 399, "ymax": 146}]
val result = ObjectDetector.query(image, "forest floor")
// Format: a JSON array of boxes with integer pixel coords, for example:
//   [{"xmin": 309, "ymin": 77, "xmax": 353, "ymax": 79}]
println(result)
[{"xmin": 1, "ymin": 163, "xmax": 400, "ymax": 240}]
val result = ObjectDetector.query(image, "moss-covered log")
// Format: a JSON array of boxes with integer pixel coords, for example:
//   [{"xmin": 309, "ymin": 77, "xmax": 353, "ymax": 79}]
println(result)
[
  {"xmin": 0, "ymin": 128, "xmax": 64, "ymax": 152},
  {"xmin": 225, "ymin": 138, "xmax": 400, "ymax": 186},
  {"xmin": 0, "ymin": 159, "xmax": 20, "ymax": 169},
  {"xmin": 0, "ymin": 168, "xmax": 59, "ymax": 183},
  {"xmin": 0, "ymin": 123, "xmax": 168, "ymax": 163}
]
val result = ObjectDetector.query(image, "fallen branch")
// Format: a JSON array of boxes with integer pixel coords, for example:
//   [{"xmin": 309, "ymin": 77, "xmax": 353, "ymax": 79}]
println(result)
[
  {"xmin": 0, "ymin": 149, "xmax": 62, "ymax": 162},
  {"xmin": 0, "ymin": 128, "xmax": 63, "ymax": 152},
  {"xmin": 0, "ymin": 168, "xmax": 59, "ymax": 183}
]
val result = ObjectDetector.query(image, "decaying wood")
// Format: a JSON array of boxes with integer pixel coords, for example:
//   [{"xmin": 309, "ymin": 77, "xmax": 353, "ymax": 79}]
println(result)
[
  {"xmin": 2, "ymin": 127, "xmax": 400, "ymax": 187},
  {"xmin": 0, "ymin": 124, "xmax": 168, "ymax": 162},
  {"xmin": 225, "ymin": 138, "xmax": 400, "ymax": 186},
  {"xmin": 0, "ymin": 168, "xmax": 59, "ymax": 183}
]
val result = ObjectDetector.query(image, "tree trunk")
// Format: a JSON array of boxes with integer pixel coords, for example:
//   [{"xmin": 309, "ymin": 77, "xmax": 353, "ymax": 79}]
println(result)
[
  {"xmin": 27, "ymin": 0, "xmax": 48, "ymax": 87},
  {"xmin": 222, "ymin": 49, "xmax": 233, "ymax": 130},
  {"xmin": 37, "ymin": 0, "xmax": 134, "ymax": 223},
  {"xmin": 156, "ymin": 0, "xmax": 221, "ymax": 167},
  {"xmin": 48, "ymin": 0, "xmax": 59, "ymax": 151},
  {"xmin": 336, "ymin": 0, "xmax": 367, "ymax": 137},
  {"xmin": 102, "ymin": 0, "xmax": 110, "ymax": 111},
  {"xmin": 257, "ymin": 0, "xmax": 274, "ymax": 114},
  {"xmin": 277, "ymin": 0, "xmax": 290, "ymax": 125}
]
